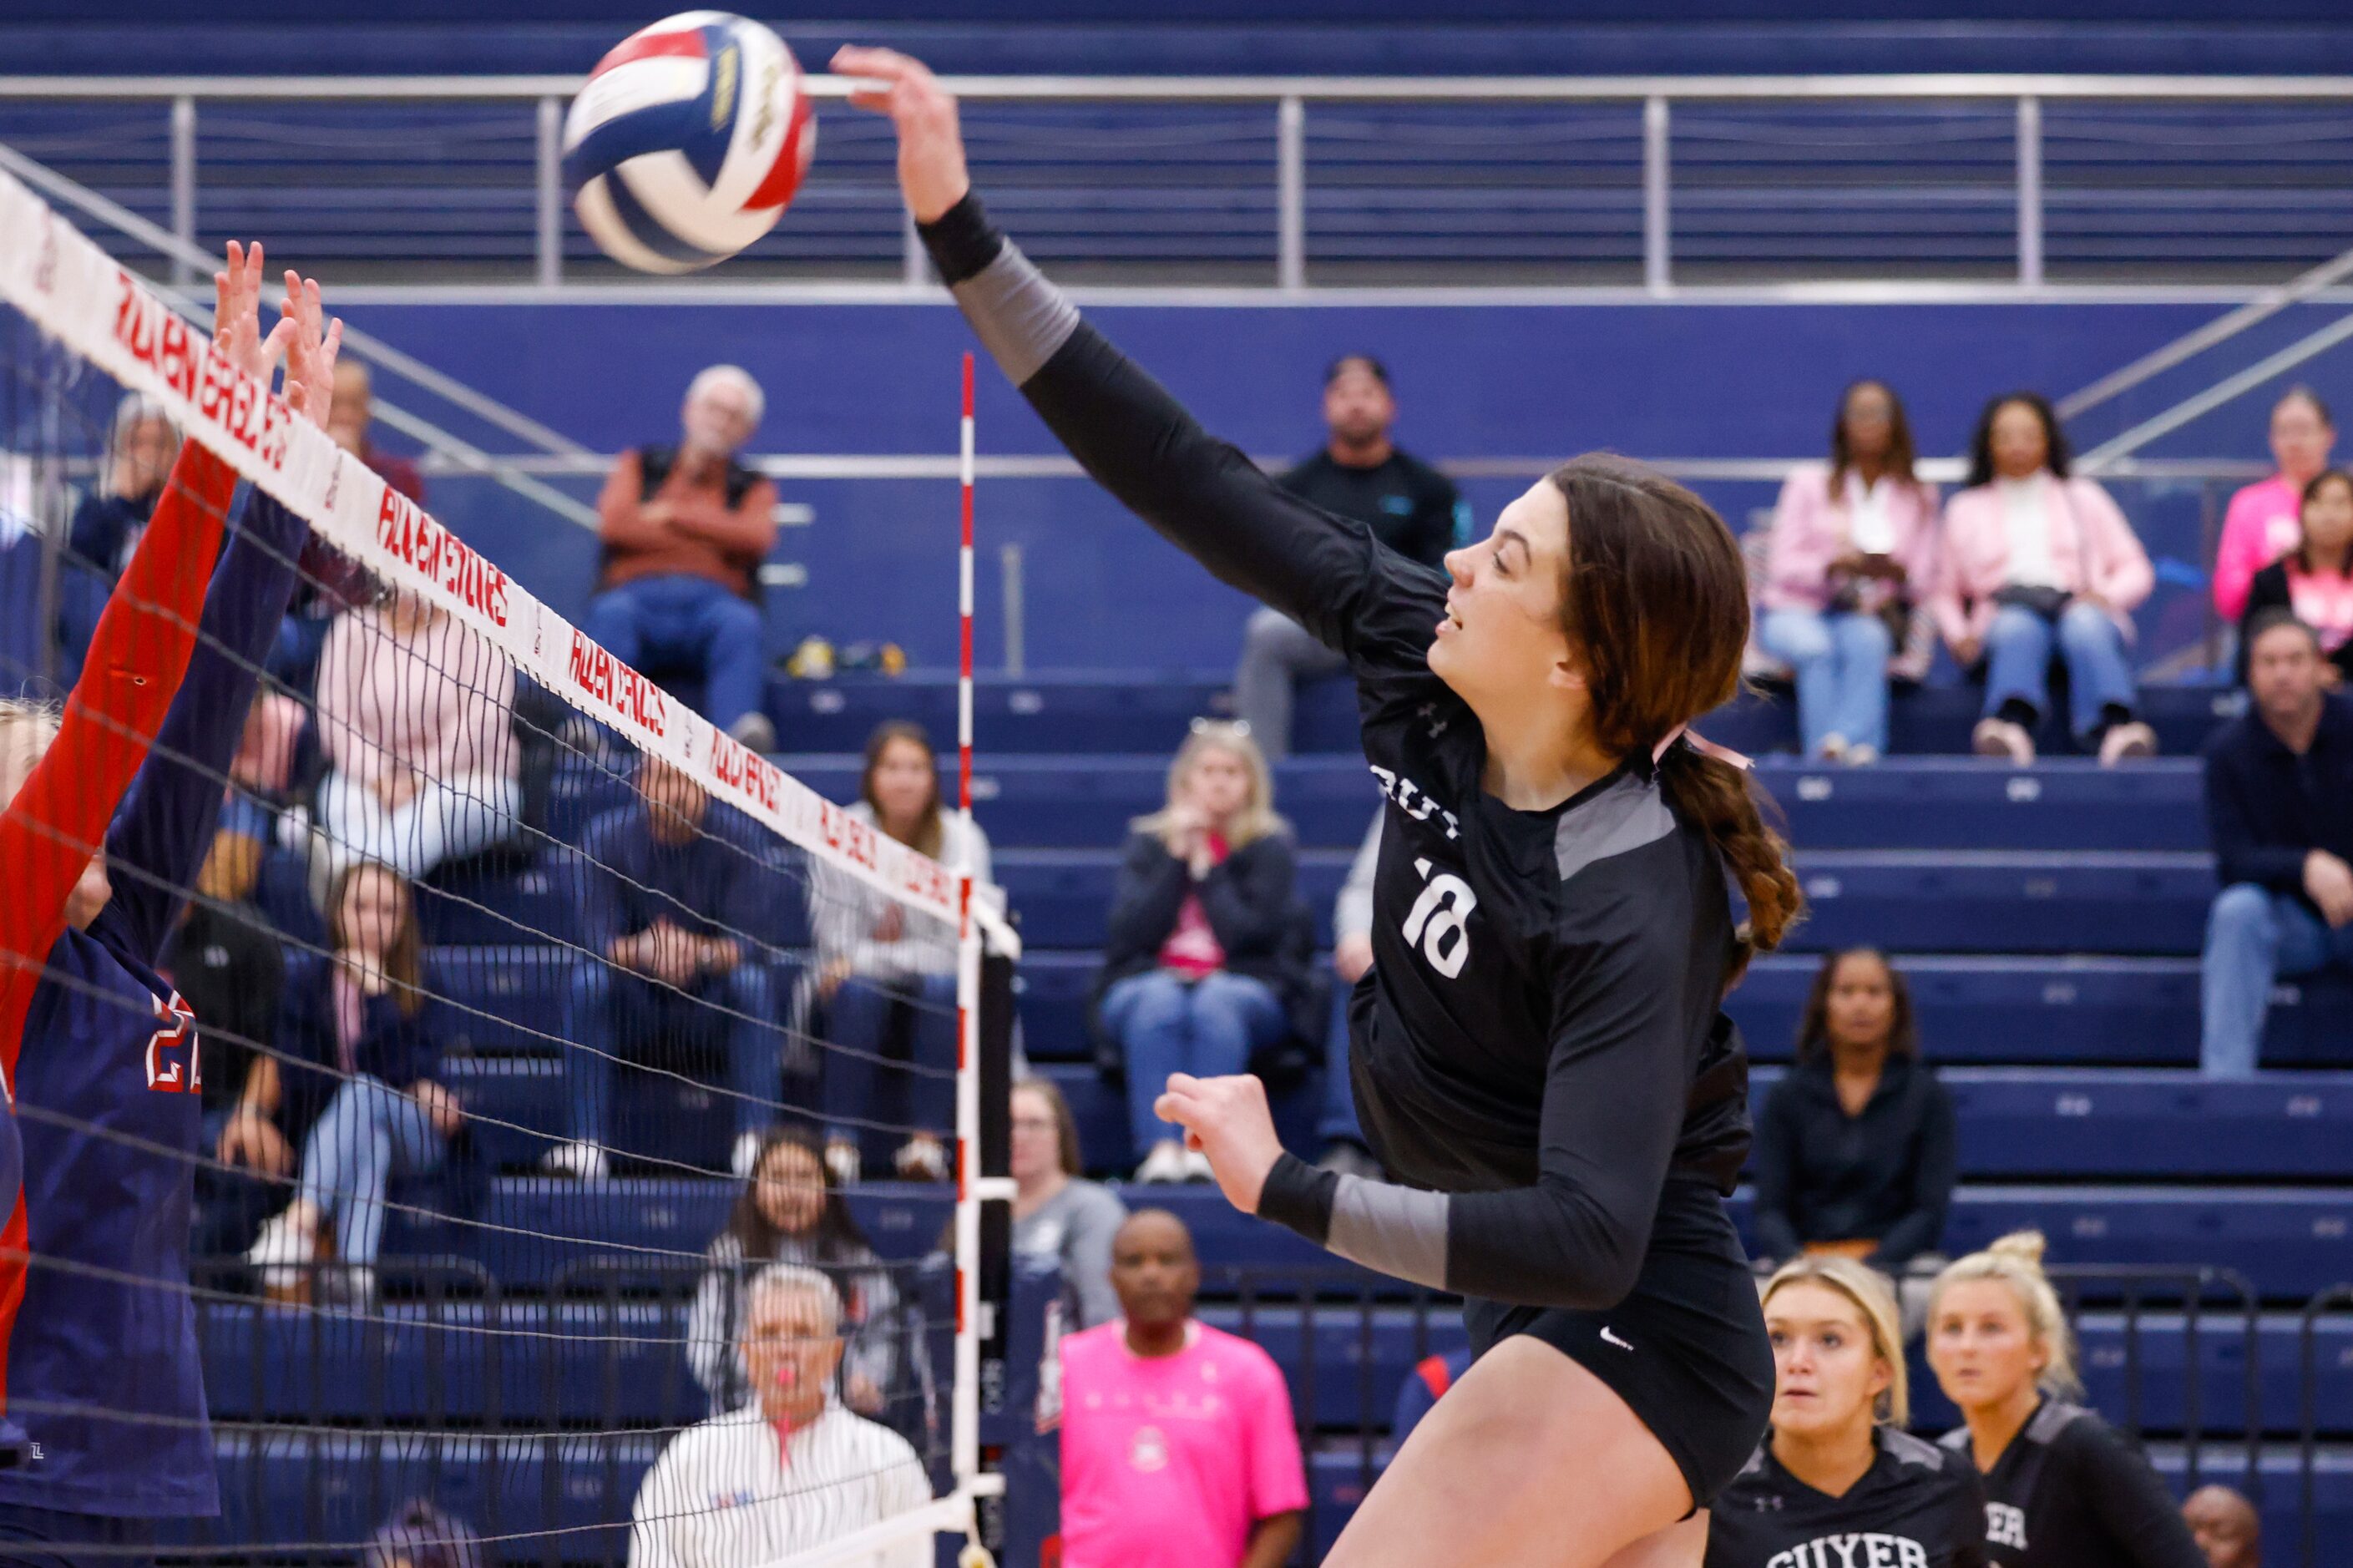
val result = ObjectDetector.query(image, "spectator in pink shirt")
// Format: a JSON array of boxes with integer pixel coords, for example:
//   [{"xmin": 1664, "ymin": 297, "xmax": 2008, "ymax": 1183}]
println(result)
[
  {"xmin": 2214, "ymin": 387, "xmax": 2336, "ymax": 624},
  {"xmin": 2239, "ymin": 469, "xmax": 2353, "ymax": 689},
  {"xmin": 313, "ymin": 590, "xmax": 520, "ymax": 892},
  {"xmin": 1930, "ymin": 392, "xmax": 2158, "ymax": 766},
  {"xmin": 1758, "ymin": 380, "xmax": 1941, "ymax": 764},
  {"xmin": 1058, "ymin": 1209, "xmax": 1308, "ymax": 1568}
]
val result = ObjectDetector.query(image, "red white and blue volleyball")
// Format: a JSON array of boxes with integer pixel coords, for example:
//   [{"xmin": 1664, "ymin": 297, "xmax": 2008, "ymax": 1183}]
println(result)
[{"xmin": 563, "ymin": 12, "xmax": 816, "ymax": 274}]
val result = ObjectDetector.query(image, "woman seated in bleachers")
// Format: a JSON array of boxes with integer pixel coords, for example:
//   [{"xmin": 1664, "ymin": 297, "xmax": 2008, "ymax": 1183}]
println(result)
[
  {"xmin": 245, "ymin": 862, "xmax": 461, "ymax": 1304},
  {"xmin": 1010, "ymin": 1077, "xmax": 1126, "ymax": 1328},
  {"xmin": 2214, "ymin": 387, "xmax": 2336, "ymax": 627},
  {"xmin": 1931, "ymin": 392, "xmax": 2158, "ymax": 766},
  {"xmin": 1758, "ymin": 379, "xmax": 1941, "ymax": 765},
  {"xmin": 2238, "ymin": 468, "xmax": 2353, "ymax": 688},
  {"xmin": 1092, "ymin": 721, "xmax": 1307, "ymax": 1185},
  {"xmin": 56, "ymin": 395, "xmax": 180, "ymax": 682},
  {"xmin": 1752, "ymin": 948, "xmax": 1956, "ymax": 1301},
  {"xmin": 810, "ymin": 721, "xmax": 990, "ymax": 1185},
  {"xmin": 686, "ymin": 1128, "xmax": 898, "ymax": 1419},
  {"xmin": 311, "ymin": 588, "xmax": 520, "ymax": 894}
]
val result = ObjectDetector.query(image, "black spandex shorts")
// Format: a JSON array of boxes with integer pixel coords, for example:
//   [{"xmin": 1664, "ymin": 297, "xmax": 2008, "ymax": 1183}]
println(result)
[{"xmin": 1462, "ymin": 1179, "xmax": 1773, "ymax": 1512}]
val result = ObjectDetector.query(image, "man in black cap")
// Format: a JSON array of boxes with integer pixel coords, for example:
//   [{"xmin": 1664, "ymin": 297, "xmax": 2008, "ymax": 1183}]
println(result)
[{"xmin": 1231, "ymin": 354, "xmax": 1467, "ymax": 758}]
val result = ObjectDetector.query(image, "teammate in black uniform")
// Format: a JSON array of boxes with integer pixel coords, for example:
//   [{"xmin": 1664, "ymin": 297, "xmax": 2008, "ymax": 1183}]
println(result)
[
  {"xmin": 1709, "ymin": 1257, "xmax": 1986, "ymax": 1568},
  {"xmin": 843, "ymin": 48, "xmax": 1804, "ymax": 1566},
  {"xmin": 1926, "ymin": 1232, "xmax": 2207, "ymax": 1568}
]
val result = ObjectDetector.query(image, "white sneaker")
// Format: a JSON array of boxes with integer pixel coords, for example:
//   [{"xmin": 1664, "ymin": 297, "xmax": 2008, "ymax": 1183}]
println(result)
[
  {"xmin": 731, "ymin": 1131, "xmax": 763, "ymax": 1181},
  {"xmin": 728, "ymin": 712, "xmax": 778, "ymax": 752},
  {"xmin": 1182, "ymin": 1149, "xmax": 1215, "ymax": 1184},
  {"xmin": 540, "ymin": 1141, "xmax": 609, "ymax": 1182},
  {"xmin": 1845, "ymin": 743, "xmax": 1880, "ymax": 766},
  {"xmin": 1815, "ymin": 733, "xmax": 1850, "ymax": 763},
  {"xmin": 2097, "ymin": 720, "xmax": 2158, "ymax": 766},
  {"xmin": 246, "ymin": 1207, "xmax": 317, "ymax": 1294},
  {"xmin": 1134, "ymin": 1141, "xmax": 1189, "ymax": 1184},
  {"xmin": 1971, "ymin": 717, "xmax": 2036, "ymax": 766},
  {"xmin": 824, "ymin": 1140, "xmax": 863, "ymax": 1188}
]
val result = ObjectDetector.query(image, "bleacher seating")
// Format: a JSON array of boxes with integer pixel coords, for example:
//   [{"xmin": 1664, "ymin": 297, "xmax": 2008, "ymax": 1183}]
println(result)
[{"xmin": 190, "ymin": 665, "xmax": 2353, "ymax": 1555}]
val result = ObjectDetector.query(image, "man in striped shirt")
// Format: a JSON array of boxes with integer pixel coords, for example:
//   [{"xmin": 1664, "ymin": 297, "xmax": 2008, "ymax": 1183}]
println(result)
[{"xmin": 630, "ymin": 1264, "xmax": 931, "ymax": 1568}]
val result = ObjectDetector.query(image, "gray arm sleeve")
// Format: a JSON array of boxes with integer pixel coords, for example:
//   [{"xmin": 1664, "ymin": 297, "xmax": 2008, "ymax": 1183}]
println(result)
[
  {"xmin": 1324, "ymin": 1174, "xmax": 1452, "ymax": 1292},
  {"xmin": 949, "ymin": 242, "xmax": 1080, "ymax": 388}
]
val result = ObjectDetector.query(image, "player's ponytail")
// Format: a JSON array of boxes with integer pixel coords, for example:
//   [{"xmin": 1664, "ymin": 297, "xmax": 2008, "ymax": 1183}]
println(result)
[
  {"xmin": 1657, "ymin": 742, "xmax": 1803, "ymax": 960},
  {"xmin": 1549, "ymin": 455, "xmax": 1804, "ymax": 971}
]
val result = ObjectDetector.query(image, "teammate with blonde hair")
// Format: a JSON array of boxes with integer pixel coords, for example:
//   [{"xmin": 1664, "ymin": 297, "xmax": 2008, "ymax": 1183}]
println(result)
[
  {"xmin": 1927, "ymin": 1232, "xmax": 2205, "ymax": 1568},
  {"xmin": 1707, "ymin": 1256, "xmax": 1986, "ymax": 1566}
]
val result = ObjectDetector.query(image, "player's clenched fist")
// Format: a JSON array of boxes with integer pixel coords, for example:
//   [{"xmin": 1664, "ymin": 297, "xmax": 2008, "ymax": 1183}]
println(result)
[{"xmin": 1155, "ymin": 1071, "xmax": 1285, "ymax": 1216}]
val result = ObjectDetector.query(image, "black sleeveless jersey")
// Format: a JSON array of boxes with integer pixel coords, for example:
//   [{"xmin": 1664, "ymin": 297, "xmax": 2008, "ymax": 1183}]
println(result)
[{"xmin": 1707, "ymin": 1428, "xmax": 1988, "ymax": 1568}]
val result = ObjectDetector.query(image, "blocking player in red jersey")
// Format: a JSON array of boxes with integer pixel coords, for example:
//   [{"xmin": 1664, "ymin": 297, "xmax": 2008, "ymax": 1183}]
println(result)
[{"xmin": 0, "ymin": 245, "xmax": 341, "ymax": 1567}]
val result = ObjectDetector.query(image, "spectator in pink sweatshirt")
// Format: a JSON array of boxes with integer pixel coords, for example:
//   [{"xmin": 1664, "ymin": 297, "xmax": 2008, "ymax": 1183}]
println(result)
[
  {"xmin": 1758, "ymin": 379, "xmax": 1942, "ymax": 764},
  {"xmin": 1931, "ymin": 392, "xmax": 2158, "ymax": 766},
  {"xmin": 2214, "ymin": 387, "xmax": 2336, "ymax": 624},
  {"xmin": 314, "ymin": 590, "xmax": 520, "ymax": 890}
]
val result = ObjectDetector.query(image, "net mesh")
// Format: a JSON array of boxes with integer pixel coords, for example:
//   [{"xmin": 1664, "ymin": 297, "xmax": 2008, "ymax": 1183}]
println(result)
[{"xmin": 0, "ymin": 169, "xmax": 1003, "ymax": 1566}]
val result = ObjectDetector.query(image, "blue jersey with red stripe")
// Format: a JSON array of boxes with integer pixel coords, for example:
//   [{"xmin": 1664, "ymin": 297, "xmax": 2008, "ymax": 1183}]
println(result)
[{"xmin": 0, "ymin": 483, "xmax": 303, "ymax": 1517}]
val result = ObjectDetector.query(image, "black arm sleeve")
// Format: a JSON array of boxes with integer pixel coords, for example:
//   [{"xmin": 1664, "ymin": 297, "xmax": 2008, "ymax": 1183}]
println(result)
[
  {"xmin": 1259, "ymin": 878, "xmax": 1701, "ymax": 1310},
  {"xmin": 1872, "ymin": 1075, "xmax": 1957, "ymax": 1267},
  {"xmin": 1196, "ymin": 837, "xmax": 1297, "ymax": 960},
  {"xmin": 919, "ymin": 195, "xmax": 1447, "ymax": 679},
  {"xmin": 2064, "ymin": 1421, "xmax": 2209, "ymax": 1568},
  {"xmin": 1749, "ymin": 1079, "xmax": 1804, "ymax": 1262}
]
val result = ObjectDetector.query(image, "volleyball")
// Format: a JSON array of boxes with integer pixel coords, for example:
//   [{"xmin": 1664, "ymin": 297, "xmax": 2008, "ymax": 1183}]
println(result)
[{"xmin": 562, "ymin": 11, "xmax": 817, "ymax": 274}]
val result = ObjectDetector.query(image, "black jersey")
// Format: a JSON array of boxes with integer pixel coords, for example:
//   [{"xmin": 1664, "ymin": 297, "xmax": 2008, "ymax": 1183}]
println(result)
[
  {"xmin": 923, "ymin": 195, "xmax": 1753, "ymax": 1311},
  {"xmin": 1707, "ymin": 1428, "xmax": 1988, "ymax": 1568},
  {"xmin": 1939, "ymin": 1399, "xmax": 2206, "ymax": 1568}
]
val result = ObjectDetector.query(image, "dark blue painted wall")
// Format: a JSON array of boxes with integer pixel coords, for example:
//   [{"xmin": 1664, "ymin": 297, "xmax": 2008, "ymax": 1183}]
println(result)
[{"xmin": 354, "ymin": 297, "xmax": 2353, "ymax": 671}]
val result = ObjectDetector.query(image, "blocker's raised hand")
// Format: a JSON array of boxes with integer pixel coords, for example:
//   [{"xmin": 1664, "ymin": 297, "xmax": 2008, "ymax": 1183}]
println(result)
[
  {"xmin": 1154, "ymin": 1071, "xmax": 1286, "ymax": 1216},
  {"xmin": 832, "ymin": 46, "xmax": 972, "ymax": 225},
  {"xmin": 212, "ymin": 240, "xmax": 296, "ymax": 387},
  {"xmin": 276, "ymin": 268, "xmax": 343, "ymax": 430}
]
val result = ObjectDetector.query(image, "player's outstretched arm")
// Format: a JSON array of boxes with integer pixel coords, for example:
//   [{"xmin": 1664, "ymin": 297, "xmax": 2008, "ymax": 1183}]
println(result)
[
  {"xmin": 104, "ymin": 261, "xmax": 341, "ymax": 961},
  {"xmin": 0, "ymin": 243, "xmax": 304, "ymax": 1043},
  {"xmin": 838, "ymin": 46, "xmax": 1437, "ymax": 665}
]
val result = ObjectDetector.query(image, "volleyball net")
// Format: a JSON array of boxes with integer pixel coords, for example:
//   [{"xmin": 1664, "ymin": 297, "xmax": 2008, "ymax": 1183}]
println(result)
[{"xmin": 0, "ymin": 165, "xmax": 1016, "ymax": 1566}]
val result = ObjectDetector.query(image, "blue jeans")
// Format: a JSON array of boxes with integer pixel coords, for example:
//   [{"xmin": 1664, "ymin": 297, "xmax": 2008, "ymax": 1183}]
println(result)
[
  {"xmin": 583, "ymin": 574, "xmax": 766, "ymax": 734},
  {"xmin": 1102, "ymin": 969, "xmax": 1289, "ymax": 1156},
  {"xmin": 564, "ymin": 959, "xmax": 783, "ymax": 1149},
  {"xmin": 1759, "ymin": 608, "xmax": 1893, "ymax": 756},
  {"xmin": 1318, "ymin": 979, "xmax": 1366, "ymax": 1146},
  {"xmin": 1983, "ymin": 601, "xmax": 2138, "ymax": 742},
  {"xmin": 821, "ymin": 973, "xmax": 960, "ymax": 1163},
  {"xmin": 296, "ymin": 1074, "xmax": 448, "ymax": 1270},
  {"xmin": 2200, "ymin": 884, "xmax": 2353, "ymax": 1077}
]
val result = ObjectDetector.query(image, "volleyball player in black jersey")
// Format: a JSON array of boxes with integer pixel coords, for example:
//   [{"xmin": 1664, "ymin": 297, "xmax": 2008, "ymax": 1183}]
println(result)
[
  {"xmin": 844, "ymin": 48, "xmax": 1803, "ymax": 1566},
  {"xmin": 1709, "ymin": 1257, "xmax": 1987, "ymax": 1568},
  {"xmin": 1926, "ymin": 1233, "xmax": 2206, "ymax": 1568}
]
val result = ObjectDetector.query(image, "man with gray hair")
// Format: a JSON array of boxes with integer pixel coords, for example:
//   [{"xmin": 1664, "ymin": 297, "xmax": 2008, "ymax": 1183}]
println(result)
[
  {"xmin": 588, "ymin": 365, "xmax": 782, "ymax": 750},
  {"xmin": 630, "ymin": 1263, "xmax": 931, "ymax": 1568}
]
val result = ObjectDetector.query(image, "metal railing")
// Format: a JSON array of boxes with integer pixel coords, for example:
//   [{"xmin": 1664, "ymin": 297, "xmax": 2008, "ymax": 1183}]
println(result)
[{"xmin": 8, "ymin": 73, "xmax": 2353, "ymax": 291}]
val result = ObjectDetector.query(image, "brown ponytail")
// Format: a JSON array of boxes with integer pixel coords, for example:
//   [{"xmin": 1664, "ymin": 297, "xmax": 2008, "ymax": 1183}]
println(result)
[{"xmin": 1548, "ymin": 454, "xmax": 1804, "ymax": 970}]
